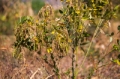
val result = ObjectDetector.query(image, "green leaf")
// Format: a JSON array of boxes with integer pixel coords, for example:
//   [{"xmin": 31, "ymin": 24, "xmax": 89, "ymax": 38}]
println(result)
[
  {"xmin": 114, "ymin": 5, "xmax": 120, "ymax": 11},
  {"xmin": 117, "ymin": 25, "xmax": 120, "ymax": 31},
  {"xmin": 112, "ymin": 59, "xmax": 120, "ymax": 65},
  {"xmin": 65, "ymin": 69, "xmax": 70, "ymax": 75},
  {"xmin": 80, "ymin": 42, "xmax": 89, "ymax": 45},
  {"xmin": 118, "ymin": 54, "xmax": 120, "ymax": 59},
  {"xmin": 113, "ymin": 45, "xmax": 119, "ymax": 50},
  {"xmin": 117, "ymin": 39, "xmax": 120, "ymax": 45},
  {"xmin": 69, "ymin": 6, "xmax": 73, "ymax": 14},
  {"xmin": 83, "ymin": 32, "xmax": 90, "ymax": 37},
  {"xmin": 109, "ymin": 32, "xmax": 114, "ymax": 36},
  {"xmin": 19, "ymin": 16, "xmax": 33, "ymax": 24},
  {"xmin": 59, "ymin": 10, "xmax": 63, "ymax": 14}
]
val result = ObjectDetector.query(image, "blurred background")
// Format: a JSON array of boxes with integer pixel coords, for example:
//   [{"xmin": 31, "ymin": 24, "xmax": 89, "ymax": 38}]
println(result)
[
  {"xmin": 0, "ymin": 0, "xmax": 44, "ymax": 35},
  {"xmin": 0, "ymin": 0, "xmax": 119, "ymax": 35}
]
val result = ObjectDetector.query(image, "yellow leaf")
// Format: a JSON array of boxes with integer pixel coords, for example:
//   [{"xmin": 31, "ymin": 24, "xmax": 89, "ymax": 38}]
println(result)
[
  {"xmin": 77, "ymin": 25, "xmax": 83, "ymax": 33},
  {"xmin": 68, "ymin": 39, "xmax": 72, "ymax": 43},
  {"xmin": 47, "ymin": 48, "xmax": 52, "ymax": 53},
  {"xmin": 66, "ymin": 0, "xmax": 70, "ymax": 2},
  {"xmin": 75, "ymin": 10, "xmax": 80, "ymax": 14},
  {"xmin": 116, "ymin": 59, "xmax": 120, "ymax": 65},
  {"xmin": 34, "ymin": 37, "xmax": 39, "ymax": 43},
  {"xmin": 1, "ymin": 15, "xmax": 6, "ymax": 21},
  {"xmin": 51, "ymin": 30, "xmax": 55, "ymax": 34},
  {"xmin": 113, "ymin": 59, "xmax": 120, "ymax": 65},
  {"xmin": 15, "ymin": 13, "xmax": 19, "ymax": 18}
]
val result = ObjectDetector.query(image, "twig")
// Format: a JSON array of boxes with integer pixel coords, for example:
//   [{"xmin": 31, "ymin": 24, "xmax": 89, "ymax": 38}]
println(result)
[
  {"xmin": 80, "ymin": 19, "xmax": 104, "ymax": 70},
  {"xmin": 30, "ymin": 68, "xmax": 42, "ymax": 79},
  {"xmin": 12, "ymin": 67, "xmax": 26, "ymax": 79},
  {"xmin": 71, "ymin": 47, "xmax": 75, "ymax": 79},
  {"xmin": 45, "ymin": 74, "xmax": 55, "ymax": 79}
]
